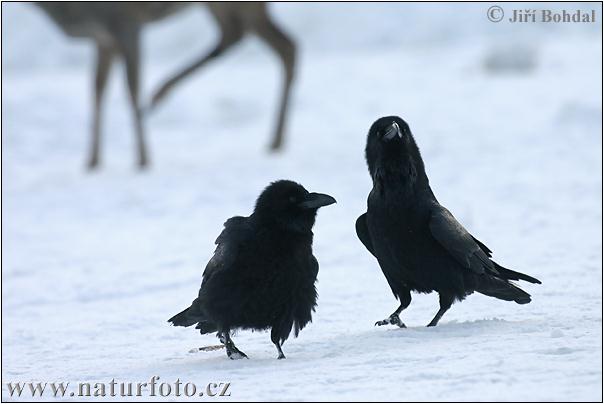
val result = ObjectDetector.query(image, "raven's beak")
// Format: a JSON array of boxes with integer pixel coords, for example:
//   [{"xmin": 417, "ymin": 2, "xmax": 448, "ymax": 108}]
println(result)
[
  {"xmin": 383, "ymin": 122, "xmax": 402, "ymax": 141},
  {"xmin": 298, "ymin": 192, "xmax": 337, "ymax": 209}
]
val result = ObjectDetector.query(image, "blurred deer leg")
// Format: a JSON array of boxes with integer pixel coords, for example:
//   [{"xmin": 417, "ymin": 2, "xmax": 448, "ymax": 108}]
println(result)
[
  {"xmin": 255, "ymin": 19, "xmax": 296, "ymax": 151},
  {"xmin": 149, "ymin": 29, "xmax": 243, "ymax": 110},
  {"xmin": 120, "ymin": 30, "xmax": 148, "ymax": 169},
  {"xmin": 88, "ymin": 44, "xmax": 114, "ymax": 170}
]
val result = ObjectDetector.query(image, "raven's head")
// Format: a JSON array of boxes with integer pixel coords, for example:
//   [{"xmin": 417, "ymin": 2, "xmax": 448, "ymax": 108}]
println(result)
[
  {"xmin": 365, "ymin": 116, "xmax": 427, "ymax": 188},
  {"xmin": 254, "ymin": 180, "xmax": 336, "ymax": 233}
]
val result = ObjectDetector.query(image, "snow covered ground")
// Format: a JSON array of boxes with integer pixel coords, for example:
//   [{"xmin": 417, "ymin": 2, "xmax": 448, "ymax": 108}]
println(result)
[{"xmin": 2, "ymin": 2, "xmax": 602, "ymax": 401}]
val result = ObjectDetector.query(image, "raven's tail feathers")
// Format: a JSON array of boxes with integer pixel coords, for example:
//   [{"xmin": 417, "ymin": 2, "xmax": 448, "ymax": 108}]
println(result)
[
  {"xmin": 168, "ymin": 301, "xmax": 217, "ymax": 334},
  {"xmin": 494, "ymin": 263, "xmax": 541, "ymax": 284},
  {"xmin": 168, "ymin": 307, "xmax": 201, "ymax": 327},
  {"xmin": 195, "ymin": 321, "xmax": 218, "ymax": 334},
  {"xmin": 476, "ymin": 275, "xmax": 532, "ymax": 304}
]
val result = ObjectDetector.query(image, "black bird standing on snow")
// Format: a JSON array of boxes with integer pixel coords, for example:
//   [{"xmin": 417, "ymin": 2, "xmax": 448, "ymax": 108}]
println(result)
[
  {"xmin": 356, "ymin": 116, "xmax": 541, "ymax": 328},
  {"xmin": 169, "ymin": 180, "xmax": 336, "ymax": 359}
]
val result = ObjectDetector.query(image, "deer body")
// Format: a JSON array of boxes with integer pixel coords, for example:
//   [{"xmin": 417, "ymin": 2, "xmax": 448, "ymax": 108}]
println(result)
[{"xmin": 36, "ymin": 2, "xmax": 296, "ymax": 170}]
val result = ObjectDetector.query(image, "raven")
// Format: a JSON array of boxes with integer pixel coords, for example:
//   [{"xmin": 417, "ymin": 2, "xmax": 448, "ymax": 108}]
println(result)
[
  {"xmin": 169, "ymin": 180, "xmax": 336, "ymax": 359},
  {"xmin": 356, "ymin": 116, "xmax": 541, "ymax": 328}
]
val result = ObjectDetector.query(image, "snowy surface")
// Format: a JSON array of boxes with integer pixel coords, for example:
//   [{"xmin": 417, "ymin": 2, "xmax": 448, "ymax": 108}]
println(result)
[{"xmin": 2, "ymin": 2, "xmax": 602, "ymax": 401}]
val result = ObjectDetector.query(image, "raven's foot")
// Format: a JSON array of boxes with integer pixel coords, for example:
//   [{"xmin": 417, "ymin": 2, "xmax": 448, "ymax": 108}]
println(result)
[
  {"xmin": 274, "ymin": 342, "xmax": 286, "ymax": 359},
  {"xmin": 228, "ymin": 351, "xmax": 248, "ymax": 360},
  {"xmin": 375, "ymin": 314, "xmax": 406, "ymax": 328},
  {"xmin": 219, "ymin": 331, "xmax": 248, "ymax": 360},
  {"xmin": 226, "ymin": 347, "xmax": 248, "ymax": 360}
]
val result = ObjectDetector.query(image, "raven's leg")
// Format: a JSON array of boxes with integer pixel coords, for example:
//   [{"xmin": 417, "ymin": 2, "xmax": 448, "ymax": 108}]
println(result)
[
  {"xmin": 375, "ymin": 289, "xmax": 411, "ymax": 328},
  {"xmin": 271, "ymin": 328, "xmax": 286, "ymax": 359},
  {"xmin": 219, "ymin": 330, "xmax": 248, "ymax": 360},
  {"xmin": 427, "ymin": 293, "xmax": 455, "ymax": 327}
]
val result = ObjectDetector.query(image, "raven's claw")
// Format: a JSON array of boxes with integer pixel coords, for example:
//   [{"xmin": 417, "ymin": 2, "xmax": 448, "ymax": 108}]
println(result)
[
  {"xmin": 375, "ymin": 314, "xmax": 406, "ymax": 328},
  {"xmin": 227, "ymin": 349, "xmax": 248, "ymax": 360}
]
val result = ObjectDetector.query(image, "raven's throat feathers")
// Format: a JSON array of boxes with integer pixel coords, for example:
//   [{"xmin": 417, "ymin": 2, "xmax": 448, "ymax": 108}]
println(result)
[{"xmin": 371, "ymin": 152, "xmax": 429, "ymax": 196}]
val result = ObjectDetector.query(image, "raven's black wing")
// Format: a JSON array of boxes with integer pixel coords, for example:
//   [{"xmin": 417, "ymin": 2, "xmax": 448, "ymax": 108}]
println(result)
[
  {"xmin": 202, "ymin": 216, "xmax": 252, "ymax": 282},
  {"xmin": 355, "ymin": 213, "xmax": 376, "ymax": 257},
  {"xmin": 169, "ymin": 216, "xmax": 253, "ymax": 327},
  {"xmin": 429, "ymin": 206, "xmax": 541, "ymax": 285},
  {"xmin": 428, "ymin": 206, "xmax": 497, "ymax": 276},
  {"xmin": 357, "ymin": 212, "xmax": 408, "ymax": 299},
  {"xmin": 168, "ymin": 216, "xmax": 253, "ymax": 326},
  {"xmin": 473, "ymin": 232, "xmax": 540, "ymax": 284}
]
